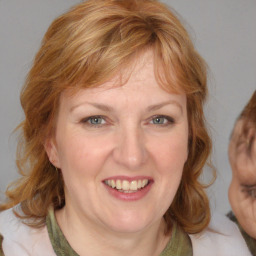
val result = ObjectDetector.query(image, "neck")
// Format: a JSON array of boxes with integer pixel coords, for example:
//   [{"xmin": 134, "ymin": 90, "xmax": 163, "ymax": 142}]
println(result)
[{"xmin": 55, "ymin": 206, "xmax": 170, "ymax": 256}]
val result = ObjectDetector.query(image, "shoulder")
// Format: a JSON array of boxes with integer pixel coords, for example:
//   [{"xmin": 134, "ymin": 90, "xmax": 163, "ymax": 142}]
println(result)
[
  {"xmin": 0, "ymin": 207, "xmax": 55, "ymax": 256},
  {"xmin": 189, "ymin": 212, "xmax": 252, "ymax": 256}
]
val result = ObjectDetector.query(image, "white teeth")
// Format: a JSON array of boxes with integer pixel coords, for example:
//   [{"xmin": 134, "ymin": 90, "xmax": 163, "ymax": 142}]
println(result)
[
  {"xmin": 130, "ymin": 180, "xmax": 137, "ymax": 191},
  {"xmin": 105, "ymin": 179, "xmax": 149, "ymax": 192},
  {"xmin": 111, "ymin": 180, "xmax": 116, "ymax": 189},
  {"xmin": 137, "ymin": 180, "xmax": 142, "ymax": 189},
  {"xmin": 122, "ymin": 180, "xmax": 130, "ymax": 190},
  {"xmin": 116, "ymin": 180, "xmax": 122, "ymax": 189},
  {"xmin": 142, "ymin": 179, "xmax": 148, "ymax": 187}
]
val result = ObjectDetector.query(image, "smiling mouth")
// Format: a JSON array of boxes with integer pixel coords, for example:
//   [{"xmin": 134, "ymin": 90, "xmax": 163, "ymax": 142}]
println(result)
[{"xmin": 104, "ymin": 179, "xmax": 150, "ymax": 193}]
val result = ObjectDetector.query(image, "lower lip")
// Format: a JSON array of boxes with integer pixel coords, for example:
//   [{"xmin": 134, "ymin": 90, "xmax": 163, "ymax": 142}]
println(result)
[{"xmin": 103, "ymin": 182, "xmax": 153, "ymax": 201}]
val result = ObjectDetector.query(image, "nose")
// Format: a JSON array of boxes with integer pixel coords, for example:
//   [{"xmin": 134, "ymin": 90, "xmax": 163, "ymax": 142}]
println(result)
[{"xmin": 112, "ymin": 125, "xmax": 147, "ymax": 170}]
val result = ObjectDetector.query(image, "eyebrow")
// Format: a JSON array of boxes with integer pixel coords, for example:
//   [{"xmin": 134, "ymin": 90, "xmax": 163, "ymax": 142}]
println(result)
[
  {"xmin": 146, "ymin": 100, "xmax": 183, "ymax": 113},
  {"xmin": 71, "ymin": 100, "xmax": 183, "ymax": 113},
  {"xmin": 71, "ymin": 102, "xmax": 114, "ymax": 112}
]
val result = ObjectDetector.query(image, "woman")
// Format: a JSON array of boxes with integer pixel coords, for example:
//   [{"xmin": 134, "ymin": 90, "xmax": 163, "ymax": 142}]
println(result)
[
  {"xmin": 228, "ymin": 91, "xmax": 256, "ymax": 255},
  {"xmin": 0, "ymin": 0, "xmax": 251, "ymax": 255}
]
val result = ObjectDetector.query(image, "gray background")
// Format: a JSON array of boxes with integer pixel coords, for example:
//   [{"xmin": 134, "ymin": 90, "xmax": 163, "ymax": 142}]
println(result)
[{"xmin": 0, "ymin": 0, "xmax": 255, "ymax": 214}]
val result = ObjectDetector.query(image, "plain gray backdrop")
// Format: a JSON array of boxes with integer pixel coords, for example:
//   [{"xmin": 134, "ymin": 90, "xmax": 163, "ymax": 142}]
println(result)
[{"xmin": 0, "ymin": 0, "xmax": 255, "ymax": 214}]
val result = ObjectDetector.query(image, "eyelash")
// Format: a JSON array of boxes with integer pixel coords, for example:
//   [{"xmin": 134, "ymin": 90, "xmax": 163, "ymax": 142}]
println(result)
[
  {"xmin": 80, "ymin": 115, "xmax": 107, "ymax": 128},
  {"xmin": 80, "ymin": 115, "xmax": 175, "ymax": 128},
  {"xmin": 149, "ymin": 115, "xmax": 175, "ymax": 127},
  {"xmin": 242, "ymin": 185, "xmax": 256, "ymax": 198}
]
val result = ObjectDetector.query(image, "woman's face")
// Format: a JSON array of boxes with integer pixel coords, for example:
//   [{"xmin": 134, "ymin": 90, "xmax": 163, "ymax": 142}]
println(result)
[{"xmin": 46, "ymin": 50, "xmax": 189, "ymax": 234}]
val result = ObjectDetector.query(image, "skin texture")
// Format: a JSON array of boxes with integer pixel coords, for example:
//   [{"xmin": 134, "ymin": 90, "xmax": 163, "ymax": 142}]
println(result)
[
  {"xmin": 45, "ymin": 50, "xmax": 189, "ymax": 256},
  {"xmin": 229, "ymin": 118, "xmax": 256, "ymax": 239}
]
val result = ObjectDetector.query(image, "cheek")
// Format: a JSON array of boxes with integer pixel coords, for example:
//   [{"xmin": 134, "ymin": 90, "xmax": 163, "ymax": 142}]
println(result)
[
  {"xmin": 152, "ymin": 136, "xmax": 187, "ymax": 212},
  {"xmin": 57, "ymin": 140, "xmax": 101, "ymax": 198},
  {"xmin": 152, "ymin": 134, "xmax": 188, "ymax": 173},
  {"xmin": 56, "ymin": 134, "xmax": 110, "ymax": 178}
]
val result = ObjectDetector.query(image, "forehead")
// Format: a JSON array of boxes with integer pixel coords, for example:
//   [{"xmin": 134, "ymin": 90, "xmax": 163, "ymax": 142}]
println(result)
[{"xmin": 60, "ymin": 49, "xmax": 186, "ymax": 108}]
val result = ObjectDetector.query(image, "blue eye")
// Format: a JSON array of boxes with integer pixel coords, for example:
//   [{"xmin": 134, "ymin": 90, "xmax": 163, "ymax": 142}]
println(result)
[
  {"xmin": 150, "ymin": 115, "xmax": 174, "ymax": 126},
  {"xmin": 152, "ymin": 117, "xmax": 166, "ymax": 124},
  {"xmin": 89, "ymin": 117, "xmax": 104, "ymax": 125},
  {"xmin": 81, "ymin": 116, "xmax": 106, "ymax": 127}
]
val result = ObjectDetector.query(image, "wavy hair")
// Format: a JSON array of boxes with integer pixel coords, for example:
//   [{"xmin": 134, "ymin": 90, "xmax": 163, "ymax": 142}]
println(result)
[
  {"xmin": 235, "ymin": 91, "xmax": 256, "ymax": 152},
  {"xmin": 1, "ymin": 0, "xmax": 214, "ymax": 234},
  {"xmin": 240, "ymin": 91, "xmax": 256, "ymax": 124}
]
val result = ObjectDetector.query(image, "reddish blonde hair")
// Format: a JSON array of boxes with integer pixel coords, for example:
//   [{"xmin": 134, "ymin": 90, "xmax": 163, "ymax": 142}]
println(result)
[
  {"xmin": 235, "ymin": 91, "xmax": 256, "ymax": 151},
  {"xmin": 1, "ymin": 0, "xmax": 214, "ymax": 234},
  {"xmin": 240, "ymin": 91, "xmax": 256, "ymax": 124}
]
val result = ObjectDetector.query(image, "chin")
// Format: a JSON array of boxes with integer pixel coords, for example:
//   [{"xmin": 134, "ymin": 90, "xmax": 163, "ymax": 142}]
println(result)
[{"xmin": 102, "ymin": 212, "xmax": 156, "ymax": 234}]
